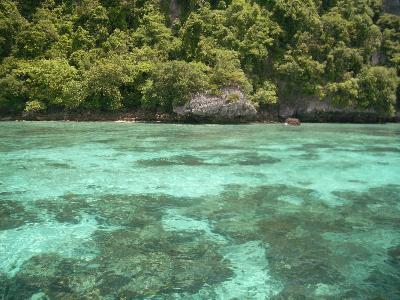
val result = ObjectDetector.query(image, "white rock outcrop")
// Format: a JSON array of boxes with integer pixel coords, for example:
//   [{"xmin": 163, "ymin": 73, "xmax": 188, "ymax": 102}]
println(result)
[{"xmin": 174, "ymin": 88, "xmax": 257, "ymax": 122}]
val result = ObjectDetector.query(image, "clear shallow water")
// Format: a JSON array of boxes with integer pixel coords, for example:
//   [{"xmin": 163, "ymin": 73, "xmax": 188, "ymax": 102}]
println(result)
[{"xmin": 0, "ymin": 122, "xmax": 399, "ymax": 299}]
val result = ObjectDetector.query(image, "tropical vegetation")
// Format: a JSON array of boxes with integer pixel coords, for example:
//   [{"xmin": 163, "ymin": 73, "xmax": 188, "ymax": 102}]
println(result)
[{"xmin": 0, "ymin": 0, "xmax": 399, "ymax": 116}]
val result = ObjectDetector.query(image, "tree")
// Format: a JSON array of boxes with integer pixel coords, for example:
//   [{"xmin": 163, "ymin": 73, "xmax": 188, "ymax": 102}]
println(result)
[
  {"xmin": 0, "ymin": 58, "xmax": 28, "ymax": 113},
  {"xmin": 356, "ymin": 66, "xmax": 398, "ymax": 115},
  {"xmin": 378, "ymin": 14, "xmax": 400, "ymax": 69},
  {"xmin": 253, "ymin": 80, "xmax": 278, "ymax": 106},
  {"xmin": 141, "ymin": 60, "xmax": 211, "ymax": 110},
  {"xmin": 326, "ymin": 76, "xmax": 359, "ymax": 108},
  {"xmin": 20, "ymin": 59, "xmax": 78, "ymax": 111},
  {"xmin": 15, "ymin": 20, "xmax": 59, "ymax": 58},
  {"xmin": 132, "ymin": 7, "xmax": 181, "ymax": 58},
  {"xmin": 271, "ymin": 0, "xmax": 320, "ymax": 37},
  {"xmin": 0, "ymin": 0, "xmax": 398, "ymax": 117},
  {"xmin": 75, "ymin": 0, "xmax": 110, "ymax": 44},
  {"xmin": 325, "ymin": 45, "xmax": 363, "ymax": 81},
  {"xmin": 0, "ymin": 1, "xmax": 25, "ymax": 59},
  {"xmin": 275, "ymin": 48, "xmax": 325, "ymax": 96}
]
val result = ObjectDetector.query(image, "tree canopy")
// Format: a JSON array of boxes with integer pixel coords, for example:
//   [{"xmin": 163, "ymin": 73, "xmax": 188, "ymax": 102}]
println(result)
[{"xmin": 0, "ymin": 0, "xmax": 399, "ymax": 116}]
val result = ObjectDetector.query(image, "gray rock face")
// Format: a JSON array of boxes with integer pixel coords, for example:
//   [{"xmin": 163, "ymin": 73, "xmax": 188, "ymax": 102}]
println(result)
[
  {"xmin": 278, "ymin": 97, "xmax": 390, "ymax": 122},
  {"xmin": 383, "ymin": 0, "xmax": 400, "ymax": 15},
  {"xmin": 170, "ymin": 0, "xmax": 180, "ymax": 21},
  {"xmin": 174, "ymin": 88, "xmax": 257, "ymax": 122}
]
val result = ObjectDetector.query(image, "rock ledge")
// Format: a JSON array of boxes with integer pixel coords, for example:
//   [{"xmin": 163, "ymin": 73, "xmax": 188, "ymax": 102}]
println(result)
[
  {"xmin": 285, "ymin": 118, "xmax": 301, "ymax": 126},
  {"xmin": 174, "ymin": 88, "xmax": 257, "ymax": 123}
]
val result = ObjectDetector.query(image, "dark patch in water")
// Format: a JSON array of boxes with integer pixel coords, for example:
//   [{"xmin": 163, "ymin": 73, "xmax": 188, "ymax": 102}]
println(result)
[
  {"xmin": 35, "ymin": 195, "xmax": 91, "ymax": 224},
  {"xmin": 137, "ymin": 152, "xmax": 281, "ymax": 168},
  {"xmin": 333, "ymin": 185, "xmax": 400, "ymax": 227},
  {"xmin": 0, "ymin": 190, "xmax": 27, "ymax": 196},
  {"xmin": 136, "ymin": 155, "xmax": 225, "ymax": 167},
  {"xmin": 293, "ymin": 152, "xmax": 320, "ymax": 160},
  {"xmin": 0, "ymin": 200, "xmax": 37, "ymax": 230},
  {"xmin": 388, "ymin": 246, "xmax": 400, "ymax": 264},
  {"xmin": 5, "ymin": 254, "xmax": 77, "ymax": 299},
  {"xmin": 295, "ymin": 143, "xmax": 335, "ymax": 151},
  {"xmin": 34, "ymin": 193, "xmax": 199, "ymax": 226},
  {"xmin": 46, "ymin": 162, "xmax": 75, "ymax": 169},
  {"xmin": 91, "ymin": 229, "xmax": 233, "ymax": 298},
  {"xmin": 92, "ymin": 138, "xmax": 119, "ymax": 144},
  {"xmin": 348, "ymin": 179, "xmax": 367, "ymax": 183},
  {"xmin": 234, "ymin": 153, "xmax": 281, "ymax": 165},
  {"xmin": 365, "ymin": 146, "xmax": 400, "ymax": 153}
]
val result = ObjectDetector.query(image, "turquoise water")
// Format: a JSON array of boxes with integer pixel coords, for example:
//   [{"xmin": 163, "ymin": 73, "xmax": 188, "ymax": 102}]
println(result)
[{"xmin": 0, "ymin": 122, "xmax": 399, "ymax": 299}]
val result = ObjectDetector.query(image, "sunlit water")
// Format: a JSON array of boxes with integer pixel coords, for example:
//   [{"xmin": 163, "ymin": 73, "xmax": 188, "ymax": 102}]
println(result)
[{"xmin": 0, "ymin": 122, "xmax": 399, "ymax": 299}]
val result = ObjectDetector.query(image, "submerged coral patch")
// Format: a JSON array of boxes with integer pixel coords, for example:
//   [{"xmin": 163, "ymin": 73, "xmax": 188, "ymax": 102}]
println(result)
[
  {"xmin": 136, "ymin": 154, "xmax": 226, "ymax": 167},
  {"xmin": 0, "ymin": 200, "xmax": 37, "ymax": 230}
]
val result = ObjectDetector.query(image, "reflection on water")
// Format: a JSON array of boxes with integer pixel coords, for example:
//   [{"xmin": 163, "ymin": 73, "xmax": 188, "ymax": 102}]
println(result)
[{"xmin": 0, "ymin": 122, "xmax": 399, "ymax": 299}]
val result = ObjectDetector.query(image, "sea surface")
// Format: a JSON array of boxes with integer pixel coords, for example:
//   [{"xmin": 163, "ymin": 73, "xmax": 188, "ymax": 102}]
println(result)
[{"xmin": 0, "ymin": 122, "xmax": 399, "ymax": 299}]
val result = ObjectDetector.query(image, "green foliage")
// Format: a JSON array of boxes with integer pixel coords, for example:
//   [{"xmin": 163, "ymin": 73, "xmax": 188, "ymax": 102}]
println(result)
[
  {"xmin": 356, "ymin": 66, "xmax": 398, "ymax": 115},
  {"xmin": 321, "ymin": 11, "xmax": 350, "ymax": 47},
  {"xmin": 253, "ymin": 81, "xmax": 278, "ymax": 106},
  {"xmin": 0, "ymin": 0, "xmax": 25, "ymax": 59},
  {"xmin": 15, "ymin": 20, "xmax": 59, "ymax": 58},
  {"xmin": 327, "ymin": 66, "xmax": 398, "ymax": 116},
  {"xmin": 275, "ymin": 48, "xmax": 325, "ymax": 95},
  {"xmin": 76, "ymin": 0, "xmax": 110, "ymax": 43},
  {"xmin": 271, "ymin": 0, "xmax": 321, "ymax": 36},
  {"xmin": 206, "ymin": 48, "xmax": 252, "ymax": 93},
  {"xmin": 24, "ymin": 100, "xmax": 46, "ymax": 113},
  {"xmin": 226, "ymin": 92, "xmax": 241, "ymax": 103},
  {"xmin": 141, "ymin": 60, "xmax": 211, "ymax": 111},
  {"xmin": 326, "ymin": 45, "xmax": 363, "ymax": 81},
  {"xmin": 378, "ymin": 13, "xmax": 400, "ymax": 70},
  {"xmin": 0, "ymin": 0, "xmax": 398, "ymax": 116},
  {"xmin": 132, "ymin": 7, "xmax": 181, "ymax": 57},
  {"xmin": 19, "ymin": 59, "xmax": 78, "ymax": 110},
  {"xmin": 0, "ymin": 58, "xmax": 28, "ymax": 113},
  {"xmin": 326, "ymin": 76, "xmax": 359, "ymax": 107}
]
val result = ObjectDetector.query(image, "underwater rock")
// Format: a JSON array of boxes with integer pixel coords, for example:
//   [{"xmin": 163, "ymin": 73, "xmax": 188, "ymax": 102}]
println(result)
[
  {"xmin": 174, "ymin": 88, "xmax": 257, "ymax": 123},
  {"xmin": 136, "ymin": 154, "xmax": 212, "ymax": 167},
  {"xmin": 10, "ymin": 254, "xmax": 102, "ymax": 299},
  {"xmin": 93, "ymin": 194, "xmax": 164, "ymax": 227},
  {"xmin": 365, "ymin": 269, "xmax": 400, "ymax": 299},
  {"xmin": 92, "ymin": 225, "xmax": 234, "ymax": 298},
  {"xmin": 230, "ymin": 152, "xmax": 281, "ymax": 166},
  {"xmin": 10, "ymin": 254, "xmax": 71, "ymax": 299},
  {"xmin": 388, "ymin": 246, "xmax": 400, "ymax": 263},
  {"xmin": 0, "ymin": 200, "xmax": 37, "ymax": 230},
  {"xmin": 35, "ymin": 196, "xmax": 89, "ymax": 224},
  {"xmin": 333, "ymin": 185, "xmax": 400, "ymax": 228},
  {"xmin": 35, "ymin": 193, "xmax": 176, "ymax": 228},
  {"xmin": 285, "ymin": 118, "xmax": 301, "ymax": 126}
]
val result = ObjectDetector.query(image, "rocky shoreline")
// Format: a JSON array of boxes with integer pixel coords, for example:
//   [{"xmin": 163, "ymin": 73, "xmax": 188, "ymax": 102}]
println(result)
[
  {"xmin": 0, "ymin": 110, "xmax": 278, "ymax": 124},
  {"xmin": 0, "ymin": 110, "xmax": 398, "ymax": 124}
]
